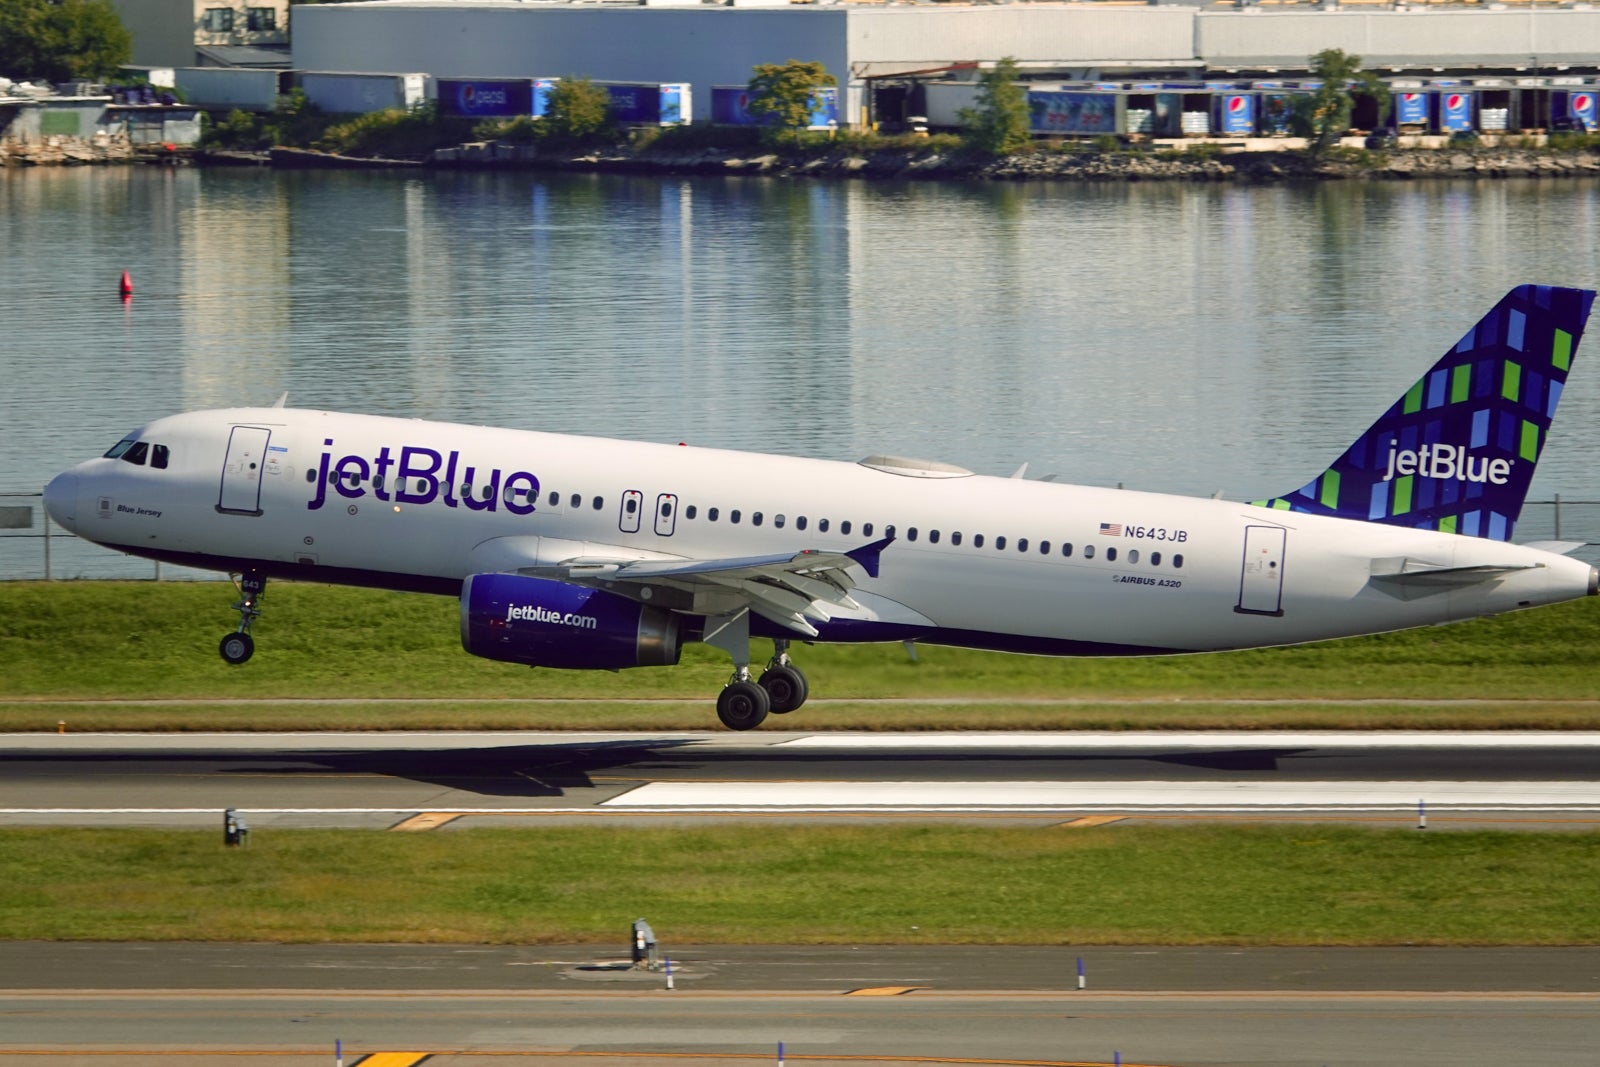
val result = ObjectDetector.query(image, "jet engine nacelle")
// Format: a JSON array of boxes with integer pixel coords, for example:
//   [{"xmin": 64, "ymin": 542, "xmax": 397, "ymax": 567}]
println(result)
[{"xmin": 460, "ymin": 573, "xmax": 682, "ymax": 670}]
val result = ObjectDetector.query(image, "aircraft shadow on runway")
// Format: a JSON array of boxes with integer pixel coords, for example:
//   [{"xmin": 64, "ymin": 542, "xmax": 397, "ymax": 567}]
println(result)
[{"xmin": 0, "ymin": 743, "xmax": 1318, "ymax": 799}]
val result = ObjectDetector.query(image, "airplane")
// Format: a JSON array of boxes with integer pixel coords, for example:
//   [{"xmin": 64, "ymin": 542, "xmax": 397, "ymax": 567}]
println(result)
[{"xmin": 42, "ymin": 284, "xmax": 1598, "ymax": 731}]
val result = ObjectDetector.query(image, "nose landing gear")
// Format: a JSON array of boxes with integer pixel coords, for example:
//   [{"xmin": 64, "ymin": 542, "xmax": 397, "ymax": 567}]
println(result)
[{"xmin": 219, "ymin": 571, "xmax": 265, "ymax": 665}]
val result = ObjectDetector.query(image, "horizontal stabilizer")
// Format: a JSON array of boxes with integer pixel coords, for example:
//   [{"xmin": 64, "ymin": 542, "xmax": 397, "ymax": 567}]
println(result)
[{"xmin": 1368, "ymin": 557, "xmax": 1540, "ymax": 599}]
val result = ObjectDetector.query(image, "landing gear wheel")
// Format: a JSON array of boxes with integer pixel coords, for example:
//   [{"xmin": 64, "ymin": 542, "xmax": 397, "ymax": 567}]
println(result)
[
  {"xmin": 717, "ymin": 680, "xmax": 771, "ymax": 731},
  {"xmin": 758, "ymin": 664, "xmax": 808, "ymax": 714},
  {"xmin": 219, "ymin": 631, "xmax": 255, "ymax": 665}
]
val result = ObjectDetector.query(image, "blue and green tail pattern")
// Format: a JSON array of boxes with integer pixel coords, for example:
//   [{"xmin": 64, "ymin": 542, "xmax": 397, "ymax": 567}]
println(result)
[{"xmin": 1252, "ymin": 284, "xmax": 1595, "ymax": 542}]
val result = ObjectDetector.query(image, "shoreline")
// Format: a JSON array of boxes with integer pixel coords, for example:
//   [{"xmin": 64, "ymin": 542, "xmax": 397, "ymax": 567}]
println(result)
[{"xmin": 7, "ymin": 136, "xmax": 1600, "ymax": 182}]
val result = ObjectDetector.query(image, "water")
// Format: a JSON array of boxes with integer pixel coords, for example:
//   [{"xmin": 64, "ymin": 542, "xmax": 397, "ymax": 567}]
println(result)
[{"xmin": 5, "ymin": 167, "xmax": 1600, "ymax": 577}]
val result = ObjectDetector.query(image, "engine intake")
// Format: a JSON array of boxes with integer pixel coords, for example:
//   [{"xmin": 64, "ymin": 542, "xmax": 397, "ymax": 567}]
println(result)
[{"xmin": 461, "ymin": 573, "xmax": 681, "ymax": 670}]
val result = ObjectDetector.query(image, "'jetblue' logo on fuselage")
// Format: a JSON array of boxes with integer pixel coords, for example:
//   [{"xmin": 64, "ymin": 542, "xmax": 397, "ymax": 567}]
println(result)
[
  {"xmin": 1381, "ymin": 443, "xmax": 1512, "ymax": 485},
  {"xmin": 307, "ymin": 439, "xmax": 540, "ymax": 514}
]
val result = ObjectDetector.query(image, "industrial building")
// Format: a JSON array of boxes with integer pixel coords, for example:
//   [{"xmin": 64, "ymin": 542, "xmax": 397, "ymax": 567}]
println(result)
[{"xmin": 288, "ymin": 0, "xmax": 1600, "ymax": 128}]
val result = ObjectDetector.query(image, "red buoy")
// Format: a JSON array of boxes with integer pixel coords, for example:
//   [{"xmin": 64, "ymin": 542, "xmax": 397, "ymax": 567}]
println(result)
[{"xmin": 118, "ymin": 271, "xmax": 133, "ymax": 297}]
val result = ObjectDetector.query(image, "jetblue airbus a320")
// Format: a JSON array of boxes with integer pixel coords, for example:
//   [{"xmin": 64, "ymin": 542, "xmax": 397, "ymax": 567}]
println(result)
[{"xmin": 44, "ymin": 285, "xmax": 1598, "ymax": 729}]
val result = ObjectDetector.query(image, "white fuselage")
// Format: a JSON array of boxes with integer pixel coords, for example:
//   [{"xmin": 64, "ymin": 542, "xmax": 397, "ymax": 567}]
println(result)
[{"xmin": 45, "ymin": 407, "xmax": 1598, "ymax": 656}]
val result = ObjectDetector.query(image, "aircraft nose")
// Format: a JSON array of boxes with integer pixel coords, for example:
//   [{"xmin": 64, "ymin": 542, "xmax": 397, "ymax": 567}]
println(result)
[{"xmin": 43, "ymin": 470, "xmax": 78, "ymax": 530}]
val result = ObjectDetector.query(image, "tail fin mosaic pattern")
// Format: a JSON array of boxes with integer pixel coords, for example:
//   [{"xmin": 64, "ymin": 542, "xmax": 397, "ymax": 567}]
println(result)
[{"xmin": 1252, "ymin": 285, "xmax": 1595, "ymax": 542}]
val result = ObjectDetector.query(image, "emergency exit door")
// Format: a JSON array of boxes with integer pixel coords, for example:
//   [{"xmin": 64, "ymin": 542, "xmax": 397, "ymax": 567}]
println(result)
[
  {"xmin": 218, "ymin": 426, "xmax": 270, "ymax": 515},
  {"xmin": 1235, "ymin": 525, "xmax": 1286, "ymax": 616}
]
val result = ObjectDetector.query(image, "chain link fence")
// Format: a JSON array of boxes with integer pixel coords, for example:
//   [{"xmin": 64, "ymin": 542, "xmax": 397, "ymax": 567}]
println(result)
[{"xmin": 4, "ymin": 490, "xmax": 1599, "ymax": 581}]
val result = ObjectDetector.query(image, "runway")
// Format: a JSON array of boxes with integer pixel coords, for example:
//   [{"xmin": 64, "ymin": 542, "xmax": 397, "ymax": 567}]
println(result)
[
  {"xmin": 3, "ymin": 731, "xmax": 1600, "ymax": 829},
  {"xmin": 6, "ymin": 732, "xmax": 1600, "ymax": 1066},
  {"xmin": 3, "ymin": 944, "xmax": 1599, "ymax": 1067}
]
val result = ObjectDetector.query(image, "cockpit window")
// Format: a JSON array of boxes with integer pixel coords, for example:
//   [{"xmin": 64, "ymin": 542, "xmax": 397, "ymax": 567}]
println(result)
[
  {"xmin": 103, "ymin": 436, "xmax": 138, "ymax": 459},
  {"xmin": 121, "ymin": 441, "xmax": 150, "ymax": 466},
  {"xmin": 150, "ymin": 444, "xmax": 170, "ymax": 470}
]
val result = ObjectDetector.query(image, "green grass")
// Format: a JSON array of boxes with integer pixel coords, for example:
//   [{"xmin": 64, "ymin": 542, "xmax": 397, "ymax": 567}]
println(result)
[
  {"xmin": 1, "ymin": 825, "xmax": 1595, "ymax": 945},
  {"xmin": 4, "ymin": 581, "xmax": 1600, "ymax": 730}
]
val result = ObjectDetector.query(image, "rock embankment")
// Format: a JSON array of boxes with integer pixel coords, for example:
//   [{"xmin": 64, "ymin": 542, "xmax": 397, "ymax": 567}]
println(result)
[
  {"xmin": 0, "ymin": 134, "xmax": 137, "ymax": 166},
  {"xmin": 432, "ymin": 140, "xmax": 1600, "ymax": 182}
]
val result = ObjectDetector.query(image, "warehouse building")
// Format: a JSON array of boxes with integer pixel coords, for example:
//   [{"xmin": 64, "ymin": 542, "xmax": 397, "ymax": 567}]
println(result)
[{"xmin": 289, "ymin": 0, "xmax": 1600, "ymax": 129}]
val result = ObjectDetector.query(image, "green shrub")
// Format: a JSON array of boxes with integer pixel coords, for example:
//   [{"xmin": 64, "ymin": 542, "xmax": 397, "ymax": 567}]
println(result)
[{"xmin": 315, "ymin": 102, "xmax": 473, "ymax": 158}]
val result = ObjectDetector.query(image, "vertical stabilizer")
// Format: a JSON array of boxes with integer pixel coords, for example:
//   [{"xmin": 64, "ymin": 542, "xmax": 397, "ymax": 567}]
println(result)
[{"xmin": 1253, "ymin": 285, "xmax": 1595, "ymax": 541}]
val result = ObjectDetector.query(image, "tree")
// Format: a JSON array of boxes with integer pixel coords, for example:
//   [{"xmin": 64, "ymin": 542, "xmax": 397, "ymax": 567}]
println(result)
[
  {"xmin": 542, "ymin": 76, "xmax": 615, "ymax": 144},
  {"xmin": 959, "ymin": 57, "xmax": 1031, "ymax": 157},
  {"xmin": 746, "ymin": 59, "xmax": 835, "ymax": 143},
  {"xmin": 0, "ymin": 0, "xmax": 131, "ymax": 83},
  {"xmin": 1288, "ymin": 48, "xmax": 1390, "ymax": 159}
]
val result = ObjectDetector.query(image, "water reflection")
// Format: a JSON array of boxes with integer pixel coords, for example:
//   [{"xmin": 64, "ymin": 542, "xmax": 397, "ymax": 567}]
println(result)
[{"xmin": 5, "ymin": 169, "xmax": 1600, "ymax": 579}]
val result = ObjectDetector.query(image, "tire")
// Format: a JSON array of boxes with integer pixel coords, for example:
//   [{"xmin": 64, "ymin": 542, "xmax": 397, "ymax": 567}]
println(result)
[
  {"xmin": 219, "ymin": 632, "xmax": 254, "ymax": 665},
  {"xmin": 716, "ymin": 680, "xmax": 771, "ymax": 731},
  {"xmin": 758, "ymin": 664, "xmax": 809, "ymax": 714}
]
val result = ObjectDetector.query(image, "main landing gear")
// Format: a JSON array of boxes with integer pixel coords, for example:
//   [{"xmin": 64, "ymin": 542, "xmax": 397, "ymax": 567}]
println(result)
[
  {"xmin": 704, "ymin": 613, "xmax": 809, "ymax": 731},
  {"xmin": 219, "ymin": 571, "xmax": 265, "ymax": 665}
]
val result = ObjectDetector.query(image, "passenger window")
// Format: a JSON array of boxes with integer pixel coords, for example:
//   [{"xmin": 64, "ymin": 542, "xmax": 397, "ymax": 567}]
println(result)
[
  {"xmin": 1173, "ymin": 554, "xmax": 1184, "ymax": 568},
  {"xmin": 907, "ymin": 527, "xmax": 918, "ymax": 542},
  {"xmin": 1128, "ymin": 549, "xmax": 1140, "ymax": 564},
  {"xmin": 1106, "ymin": 547, "xmax": 1118, "ymax": 562},
  {"xmin": 305, "ymin": 469, "xmax": 316, "ymax": 484},
  {"xmin": 1151, "ymin": 551, "xmax": 1162, "ymax": 566},
  {"xmin": 1039, "ymin": 541, "xmax": 1049, "ymax": 555},
  {"xmin": 1017, "ymin": 538, "xmax": 1029, "ymax": 552},
  {"xmin": 122, "ymin": 441, "xmax": 149, "ymax": 466},
  {"xmin": 995, "ymin": 536, "xmax": 1007, "ymax": 550},
  {"xmin": 885, "ymin": 524, "xmax": 896, "ymax": 539},
  {"xmin": 151, "ymin": 444, "xmax": 169, "ymax": 470},
  {"xmin": 841, "ymin": 520, "xmax": 852, "ymax": 535},
  {"xmin": 549, "ymin": 491, "xmax": 560, "ymax": 506},
  {"xmin": 570, "ymin": 494, "xmax": 581, "ymax": 508},
  {"xmin": 593, "ymin": 497, "xmax": 603, "ymax": 510},
  {"xmin": 709, "ymin": 507, "xmax": 719, "ymax": 522},
  {"xmin": 374, "ymin": 475, "xmax": 385, "ymax": 491},
  {"xmin": 974, "ymin": 534, "xmax": 985, "ymax": 548},
  {"xmin": 929, "ymin": 530, "xmax": 940, "ymax": 544},
  {"xmin": 482, "ymin": 485, "xmax": 493, "ymax": 500},
  {"xmin": 731, "ymin": 510, "xmax": 742, "ymax": 524},
  {"xmin": 1062, "ymin": 543, "xmax": 1073, "ymax": 557},
  {"xmin": 1084, "ymin": 544, "xmax": 1096, "ymax": 559},
  {"xmin": 819, "ymin": 518, "xmax": 829, "ymax": 533},
  {"xmin": 753, "ymin": 512, "xmax": 764, "ymax": 527},
  {"xmin": 951, "ymin": 531, "xmax": 962, "ymax": 546},
  {"xmin": 774, "ymin": 514, "xmax": 785, "ymax": 529},
  {"xmin": 796, "ymin": 516, "xmax": 806, "ymax": 531},
  {"xmin": 626, "ymin": 498, "xmax": 638, "ymax": 514},
  {"xmin": 863, "ymin": 523, "xmax": 873, "ymax": 536},
  {"xmin": 461, "ymin": 484, "xmax": 472, "ymax": 499},
  {"xmin": 686, "ymin": 505, "xmax": 697, "ymax": 520}
]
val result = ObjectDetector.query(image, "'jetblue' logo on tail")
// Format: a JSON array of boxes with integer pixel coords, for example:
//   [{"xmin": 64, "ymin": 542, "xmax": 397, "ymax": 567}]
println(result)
[{"xmin": 1382, "ymin": 443, "xmax": 1512, "ymax": 486}]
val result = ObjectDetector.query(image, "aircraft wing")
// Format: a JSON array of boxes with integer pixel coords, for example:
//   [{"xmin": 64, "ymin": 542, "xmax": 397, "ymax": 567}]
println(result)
[{"xmin": 518, "ymin": 537, "xmax": 896, "ymax": 636}]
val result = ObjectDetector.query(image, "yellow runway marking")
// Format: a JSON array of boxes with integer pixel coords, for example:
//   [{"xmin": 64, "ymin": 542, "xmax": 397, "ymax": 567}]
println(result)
[
  {"xmin": 390, "ymin": 813, "xmax": 462, "ymax": 832},
  {"xmin": 1056, "ymin": 816, "xmax": 1125, "ymax": 828},
  {"xmin": 354, "ymin": 1054, "xmax": 431, "ymax": 1067},
  {"xmin": 844, "ymin": 986, "xmax": 930, "ymax": 996}
]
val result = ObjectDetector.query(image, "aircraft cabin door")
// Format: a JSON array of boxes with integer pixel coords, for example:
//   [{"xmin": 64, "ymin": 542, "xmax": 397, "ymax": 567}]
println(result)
[
  {"xmin": 218, "ymin": 425, "xmax": 271, "ymax": 515},
  {"xmin": 654, "ymin": 493, "xmax": 678, "ymax": 536},
  {"xmin": 1235, "ymin": 525, "xmax": 1287, "ymax": 616}
]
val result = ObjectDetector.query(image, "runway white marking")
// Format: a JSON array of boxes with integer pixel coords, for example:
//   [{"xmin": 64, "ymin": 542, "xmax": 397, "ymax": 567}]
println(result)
[
  {"xmin": 600, "ymin": 780, "xmax": 1600, "ymax": 811},
  {"xmin": 777, "ymin": 732, "xmax": 1600, "ymax": 749}
]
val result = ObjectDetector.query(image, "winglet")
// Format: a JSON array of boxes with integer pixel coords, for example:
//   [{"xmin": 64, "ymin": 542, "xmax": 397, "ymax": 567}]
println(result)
[
  {"xmin": 272, "ymin": 391, "xmax": 289, "ymax": 409},
  {"xmin": 1252, "ymin": 285, "xmax": 1595, "ymax": 541},
  {"xmin": 845, "ymin": 536, "xmax": 895, "ymax": 579}
]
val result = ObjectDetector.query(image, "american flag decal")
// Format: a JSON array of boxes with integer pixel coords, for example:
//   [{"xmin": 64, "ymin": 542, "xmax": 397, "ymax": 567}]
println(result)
[{"xmin": 1099, "ymin": 522, "xmax": 1122, "ymax": 536}]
